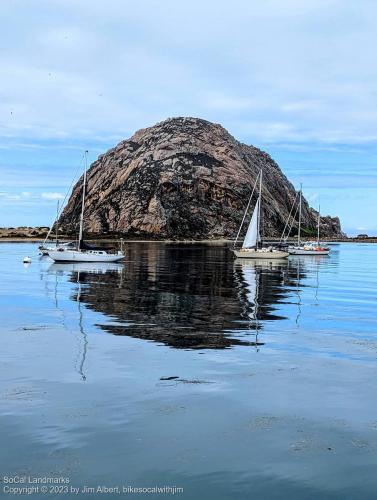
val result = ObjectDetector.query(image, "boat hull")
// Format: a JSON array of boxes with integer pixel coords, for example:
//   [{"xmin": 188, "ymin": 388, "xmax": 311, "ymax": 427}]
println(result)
[
  {"xmin": 47, "ymin": 250, "xmax": 125, "ymax": 262},
  {"xmin": 39, "ymin": 242, "xmax": 75, "ymax": 256},
  {"xmin": 288, "ymin": 248, "xmax": 330, "ymax": 255},
  {"xmin": 232, "ymin": 249, "xmax": 289, "ymax": 259}
]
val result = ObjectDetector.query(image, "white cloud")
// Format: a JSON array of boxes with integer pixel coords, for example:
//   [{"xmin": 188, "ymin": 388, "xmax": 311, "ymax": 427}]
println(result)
[
  {"xmin": 41, "ymin": 192, "xmax": 64, "ymax": 200},
  {"xmin": 0, "ymin": 0, "xmax": 377, "ymax": 147},
  {"xmin": 0, "ymin": 191, "xmax": 34, "ymax": 201},
  {"xmin": 0, "ymin": 0, "xmax": 377, "ymax": 232}
]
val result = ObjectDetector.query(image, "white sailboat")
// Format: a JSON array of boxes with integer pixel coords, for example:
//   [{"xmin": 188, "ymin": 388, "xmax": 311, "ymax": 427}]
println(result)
[
  {"xmin": 39, "ymin": 201, "xmax": 76, "ymax": 255},
  {"xmin": 288, "ymin": 187, "xmax": 330, "ymax": 256},
  {"xmin": 232, "ymin": 170, "xmax": 289, "ymax": 259},
  {"xmin": 48, "ymin": 151, "xmax": 125, "ymax": 263}
]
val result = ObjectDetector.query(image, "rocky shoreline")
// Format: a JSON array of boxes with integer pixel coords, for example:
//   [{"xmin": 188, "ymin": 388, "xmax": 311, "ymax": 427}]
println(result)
[{"xmin": 0, "ymin": 227, "xmax": 49, "ymax": 240}]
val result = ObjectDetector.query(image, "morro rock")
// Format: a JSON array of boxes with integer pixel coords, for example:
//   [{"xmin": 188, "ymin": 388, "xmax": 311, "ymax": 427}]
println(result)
[{"xmin": 59, "ymin": 117, "xmax": 343, "ymax": 239}]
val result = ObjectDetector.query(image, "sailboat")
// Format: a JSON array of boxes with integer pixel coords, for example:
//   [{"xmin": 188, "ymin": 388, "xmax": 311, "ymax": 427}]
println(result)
[
  {"xmin": 39, "ymin": 201, "xmax": 59, "ymax": 255},
  {"xmin": 48, "ymin": 151, "xmax": 125, "ymax": 263},
  {"xmin": 232, "ymin": 170, "xmax": 289, "ymax": 259},
  {"xmin": 39, "ymin": 201, "xmax": 76, "ymax": 255},
  {"xmin": 288, "ymin": 186, "xmax": 330, "ymax": 256}
]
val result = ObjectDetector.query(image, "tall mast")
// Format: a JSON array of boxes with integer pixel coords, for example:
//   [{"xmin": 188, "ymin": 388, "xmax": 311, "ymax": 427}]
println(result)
[
  {"xmin": 55, "ymin": 200, "xmax": 59, "ymax": 244},
  {"xmin": 257, "ymin": 169, "xmax": 262, "ymax": 249},
  {"xmin": 298, "ymin": 183, "xmax": 302, "ymax": 245},
  {"xmin": 317, "ymin": 203, "xmax": 320, "ymax": 245},
  {"xmin": 78, "ymin": 150, "xmax": 88, "ymax": 248}
]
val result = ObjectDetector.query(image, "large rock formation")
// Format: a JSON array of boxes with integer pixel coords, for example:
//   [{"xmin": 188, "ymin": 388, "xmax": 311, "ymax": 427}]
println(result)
[{"xmin": 59, "ymin": 117, "xmax": 343, "ymax": 239}]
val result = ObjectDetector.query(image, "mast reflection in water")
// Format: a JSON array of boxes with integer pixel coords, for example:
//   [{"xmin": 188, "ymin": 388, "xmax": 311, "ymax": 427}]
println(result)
[{"xmin": 48, "ymin": 243, "xmax": 306, "ymax": 350}]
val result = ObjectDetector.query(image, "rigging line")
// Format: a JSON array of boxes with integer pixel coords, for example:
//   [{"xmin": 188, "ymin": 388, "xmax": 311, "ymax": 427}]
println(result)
[
  {"xmin": 42, "ymin": 152, "xmax": 86, "ymax": 245},
  {"xmin": 279, "ymin": 190, "xmax": 299, "ymax": 243},
  {"xmin": 284, "ymin": 198, "xmax": 300, "ymax": 243},
  {"xmin": 233, "ymin": 170, "xmax": 261, "ymax": 249},
  {"xmin": 287, "ymin": 201, "xmax": 300, "ymax": 241}
]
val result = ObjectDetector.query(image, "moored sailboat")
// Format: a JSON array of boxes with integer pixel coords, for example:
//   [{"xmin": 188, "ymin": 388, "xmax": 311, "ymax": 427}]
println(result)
[
  {"xmin": 288, "ymin": 187, "xmax": 330, "ymax": 256},
  {"xmin": 39, "ymin": 200, "xmax": 71, "ymax": 255},
  {"xmin": 232, "ymin": 170, "xmax": 289, "ymax": 259},
  {"xmin": 39, "ymin": 157, "xmax": 88, "ymax": 255},
  {"xmin": 48, "ymin": 151, "xmax": 125, "ymax": 263}
]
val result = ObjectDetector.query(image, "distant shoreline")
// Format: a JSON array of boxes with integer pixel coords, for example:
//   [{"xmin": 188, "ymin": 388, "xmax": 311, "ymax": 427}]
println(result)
[
  {"xmin": 1, "ymin": 226, "xmax": 376, "ymax": 243},
  {"xmin": 1, "ymin": 236, "xmax": 377, "ymax": 244}
]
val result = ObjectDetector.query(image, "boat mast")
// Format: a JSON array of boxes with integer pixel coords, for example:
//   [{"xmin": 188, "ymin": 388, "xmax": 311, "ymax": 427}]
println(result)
[
  {"xmin": 257, "ymin": 169, "xmax": 262, "ymax": 249},
  {"xmin": 55, "ymin": 200, "xmax": 59, "ymax": 245},
  {"xmin": 78, "ymin": 150, "xmax": 88, "ymax": 249},
  {"xmin": 233, "ymin": 172, "xmax": 259, "ymax": 249},
  {"xmin": 298, "ymin": 184, "xmax": 302, "ymax": 246},
  {"xmin": 317, "ymin": 203, "xmax": 320, "ymax": 245}
]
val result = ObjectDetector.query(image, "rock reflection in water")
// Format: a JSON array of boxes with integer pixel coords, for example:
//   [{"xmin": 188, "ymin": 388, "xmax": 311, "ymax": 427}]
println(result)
[{"xmin": 49, "ymin": 244, "xmax": 306, "ymax": 349}]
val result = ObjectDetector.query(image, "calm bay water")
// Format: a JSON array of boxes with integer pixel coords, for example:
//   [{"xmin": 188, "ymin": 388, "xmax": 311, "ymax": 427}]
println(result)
[{"xmin": 1, "ymin": 242, "xmax": 377, "ymax": 499}]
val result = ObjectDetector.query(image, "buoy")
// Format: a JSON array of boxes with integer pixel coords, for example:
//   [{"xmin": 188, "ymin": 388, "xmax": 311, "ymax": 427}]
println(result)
[{"xmin": 23, "ymin": 256, "xmax": 32, "ymax": 264}]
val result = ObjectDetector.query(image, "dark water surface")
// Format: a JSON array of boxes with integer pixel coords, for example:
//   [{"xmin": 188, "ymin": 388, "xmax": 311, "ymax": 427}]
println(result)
[{"xmin": 1, "ymin": 242, "xmax": 377, "ymax": 499}]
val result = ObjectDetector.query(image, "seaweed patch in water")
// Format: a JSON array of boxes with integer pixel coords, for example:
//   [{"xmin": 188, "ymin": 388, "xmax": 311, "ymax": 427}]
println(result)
[{"xmin": 18, "ymin": 325, "xmax": 52, "ymax": 332}]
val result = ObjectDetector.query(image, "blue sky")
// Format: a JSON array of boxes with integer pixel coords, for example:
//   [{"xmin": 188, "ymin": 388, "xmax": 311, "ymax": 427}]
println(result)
[{"xmin": 1, "ymin": 0, "xmax": 377, "ymax": 235}]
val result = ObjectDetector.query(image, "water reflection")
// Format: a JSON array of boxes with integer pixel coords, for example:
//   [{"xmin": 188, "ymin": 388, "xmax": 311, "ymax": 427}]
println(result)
[
  {"xmin": 49, "ymin": 262, "xmax": 124, "ymax": 275},
  {"xmin": 233, "ymin": 259, "xmax": 289, "ymax": 349},
  {"xmin": 76, "ymin": 273, "xmax": 88, "ymax": 381},
  {"xmin": 288, "ymin": 255, "xmax": 326, "ymax": 326},
  {"xmin": 46, "ymin": 263, "xmax": 125, "ymax": 380},
  {"xmin": 44, "ymin": 244, "xmax": 310, "ymax": 350}
]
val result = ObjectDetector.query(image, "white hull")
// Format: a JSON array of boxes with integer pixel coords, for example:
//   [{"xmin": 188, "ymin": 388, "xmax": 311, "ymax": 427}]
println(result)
[
  {"xmin": 48, "ymin": 249, "xmax": 124, "ymax": 262},
  {"xmin": 39, "ymin": 242, "xmax": 75, "ymax": 255},
  {"xmin": 232, "ymin": 249, "xmax": 289, "ymax": 259},
  {"xmin": 288, "ymin": 247, "xmax": 330, "ymax": 256},
  {"xmin": 40, "ymin": 245, "xmax": 57, "ymax": 255}
]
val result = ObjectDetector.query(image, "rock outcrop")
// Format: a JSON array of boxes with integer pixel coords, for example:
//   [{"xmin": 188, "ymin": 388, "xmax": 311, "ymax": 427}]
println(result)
[{"xmin": 59, "ymin": 117, "xmax": 343, "ymax": 239}]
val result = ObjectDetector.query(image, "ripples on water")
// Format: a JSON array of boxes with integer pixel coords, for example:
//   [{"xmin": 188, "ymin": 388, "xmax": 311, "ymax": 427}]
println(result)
[{"xmin": 1, "ymin": 242, "xmax": 377, "ymax": 499}]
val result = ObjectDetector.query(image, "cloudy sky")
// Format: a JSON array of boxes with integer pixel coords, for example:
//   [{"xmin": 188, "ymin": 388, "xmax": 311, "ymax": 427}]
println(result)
[{"xmin": 1, "ymin": 0, "xmax": 377, "ymax": 234}]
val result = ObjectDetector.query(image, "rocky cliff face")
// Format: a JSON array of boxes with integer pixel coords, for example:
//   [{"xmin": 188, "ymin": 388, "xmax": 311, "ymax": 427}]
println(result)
[{"xmin": 59, "ymin": 117, "xmax": 343, "ymax": 239}]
